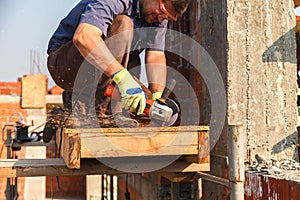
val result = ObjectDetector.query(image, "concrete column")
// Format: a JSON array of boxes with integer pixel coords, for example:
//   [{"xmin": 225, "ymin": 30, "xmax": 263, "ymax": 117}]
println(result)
[
  {"xmin": 24, "ymin": 146, "xmax": 46, "ymax": 200},
  {"xmin": 201, "ymin": 0, "xmax": 297, "ymax": 164},
  {"xmin": 227, "ymin": 0, "xmax": 297, "ymax": 161},
  {"xmin": 24, "ymin": 108, "xmax": 47, "ymax": 200},
  {"xmin": 200, "ymin": 0, "xmax": 297, "ymax": 198},
  {"xmin": 86, "ymin": 175, "xmax": 102, "ymax": 200}
]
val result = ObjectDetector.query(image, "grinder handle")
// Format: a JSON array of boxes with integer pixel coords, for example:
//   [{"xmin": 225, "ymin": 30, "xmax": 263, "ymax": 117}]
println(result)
[
  {"xmin": 104, "ymin": 84, "xmax": 121, "ymax": 100},
  {"xmin": 105, "ymin": 83, "xmax": 154, "ymax": 115}
]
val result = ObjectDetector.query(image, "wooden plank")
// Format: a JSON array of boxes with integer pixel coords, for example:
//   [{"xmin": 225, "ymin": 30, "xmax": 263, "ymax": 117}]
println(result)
[
  {"xmin": 0, "ymin": 158, "xmax": 210, "ymax": 178},
  {"xmin": 80, "ymin": 126, "xmax": 208, "ymax": 157},
  {"xmin": 198, "ymin": 130, "xmax": 210, "ymax": 164},
  {"xmin": 56, "ymin": 128, "xmax": 81, "ymax": 169},
  {"xmin": 80, "ymin": 131, "xmax": 199, "ymax": 157},
  {"xmin": 21, "ymin": 74, "xmax": 47, "ymax": 108},
  {"xmin": 77, "ymin": 126, "xmax": 209, "ymax": 134},
  {"xmin": 57, "ymin": 126, "xmax": 209, "ymax": 169}
]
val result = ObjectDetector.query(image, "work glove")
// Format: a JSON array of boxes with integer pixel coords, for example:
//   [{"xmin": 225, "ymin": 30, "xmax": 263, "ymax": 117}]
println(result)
[
  {"xmin": 151, "ymin": 91, "xmax": 163, "ymax": 100},
  {"xmin": 112, "ymin": 69, "xmax": 146, "ymax": 115}
]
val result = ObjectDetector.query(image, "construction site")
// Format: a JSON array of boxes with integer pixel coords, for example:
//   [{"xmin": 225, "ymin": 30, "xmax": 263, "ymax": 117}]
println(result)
[{"xmin": 1, "ymin": 0, "xmax": 300, "ymax": 199}]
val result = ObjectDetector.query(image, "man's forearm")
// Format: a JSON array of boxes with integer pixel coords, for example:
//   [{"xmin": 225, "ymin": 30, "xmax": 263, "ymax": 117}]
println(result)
[
  {"xmin": 145, "ymin": 50, "xmax": 167, "ymax": 93},
  {"xmin": 73, "ymin": 23, "xmax": 123, "ymax": 77}
]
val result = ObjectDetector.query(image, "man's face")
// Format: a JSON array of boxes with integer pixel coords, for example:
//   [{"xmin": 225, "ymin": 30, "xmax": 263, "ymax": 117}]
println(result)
[{"xmin": 140, "ymin": 0, "xmax": 178, "ymax": 23}]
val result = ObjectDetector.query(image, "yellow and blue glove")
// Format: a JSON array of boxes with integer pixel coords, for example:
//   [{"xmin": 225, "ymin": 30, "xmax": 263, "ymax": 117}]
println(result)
[{"xmin": 112, "ymin": 69, "xmax": 146, "ymax": 115}]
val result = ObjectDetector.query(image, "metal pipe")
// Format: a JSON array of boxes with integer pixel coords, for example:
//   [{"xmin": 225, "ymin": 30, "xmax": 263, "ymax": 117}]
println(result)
[
  {"xmin": 197, "ymin": 178, "xmax": 202, "ymax": 200},
  {"xmin": 195, "ymin": 172, "xmax": 230, "ymax": 188},
  {"xmin": 6, "ymin": 129, "xmax": 12, "ymax": 200},
  {"xmin": 228, "ymin": 123, "xmax": 245, "ymax": 200}
]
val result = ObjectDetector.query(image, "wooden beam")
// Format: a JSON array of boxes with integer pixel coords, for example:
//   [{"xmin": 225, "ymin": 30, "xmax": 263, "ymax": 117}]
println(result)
[
  {"xmin": 0, "ymin": 158, "xmax": 209, "ymax": 178},
  {"xmin": 57, "ymin": 127, "xmax": 81, "ymax": 169},
  {"xmin": 56, "ymin": 126, "xmax": 209, "ymax": 169}
]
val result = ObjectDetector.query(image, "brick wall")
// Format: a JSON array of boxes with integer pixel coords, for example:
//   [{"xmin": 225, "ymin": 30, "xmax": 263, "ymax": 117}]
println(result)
[
  {"xmin": 0, "ymin": 82, "xmax": 21, "ymax": 96},
  {"xmin": 0, "ymin": 81, "xmax": 86, "ymax": 200},
  {"xmin": 0, "ymin": 82, "xmax": 26, "ymax": 200},
  {"xmin": 45, "ymin": 142, "xmax": 86, "ymax": 199}
]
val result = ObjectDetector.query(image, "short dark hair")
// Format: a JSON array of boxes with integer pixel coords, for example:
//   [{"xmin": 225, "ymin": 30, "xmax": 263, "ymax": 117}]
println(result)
[{"xmin": 167, "ymin": 0, "xmax": 190, "ymax": 15}]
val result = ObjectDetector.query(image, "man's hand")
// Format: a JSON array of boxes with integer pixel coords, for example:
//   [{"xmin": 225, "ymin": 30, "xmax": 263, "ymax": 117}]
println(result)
[
  {"xmin": 112, "ymin": 69, "xmax": 146, "ymax": 115},
  {"xmin": 152, "ymin": 92, "xmax": 163, "ymax": 100}
]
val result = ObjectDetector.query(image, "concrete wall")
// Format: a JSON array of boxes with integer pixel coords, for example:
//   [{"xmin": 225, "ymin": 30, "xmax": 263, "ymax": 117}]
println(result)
[
  {"xmin": 200, "ymin": 0, "xmax": 298, "ymax": 199},
  {"xmin": 226, "ymin": 0, "xmax": 297, "ymax": 161},
  {"xmin": 200, "ymin": 0, "xmax": 297, "ymax": 164}
]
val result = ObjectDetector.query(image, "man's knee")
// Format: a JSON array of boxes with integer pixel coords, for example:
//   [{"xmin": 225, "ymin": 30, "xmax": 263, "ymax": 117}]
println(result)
[{"xmin": 111, "ymin": 15, "xmax": 134, "ymax": 31}]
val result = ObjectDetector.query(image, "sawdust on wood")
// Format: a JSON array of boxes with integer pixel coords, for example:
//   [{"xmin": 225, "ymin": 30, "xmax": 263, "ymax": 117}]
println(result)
[{"xmin": 45, "ymin": 104, "xmax": 152, "ymax": 129}]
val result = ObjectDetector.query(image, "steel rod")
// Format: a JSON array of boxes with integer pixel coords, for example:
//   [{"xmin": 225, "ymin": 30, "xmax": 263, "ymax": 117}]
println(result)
[{"xmin": 195, "ymin": 172, "xmax": 230, "ymax": 188}]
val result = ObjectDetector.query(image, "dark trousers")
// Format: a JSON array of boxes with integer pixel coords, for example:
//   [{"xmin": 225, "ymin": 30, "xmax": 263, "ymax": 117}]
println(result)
[{"xmin": 47, "ymin": 15, "xmax": 141, "ymax": 116}]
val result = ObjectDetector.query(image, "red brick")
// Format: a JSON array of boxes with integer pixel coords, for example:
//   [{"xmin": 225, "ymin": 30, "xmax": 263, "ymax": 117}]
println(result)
[
  {"xmin": 6, "ymin": 82, "xmax": 21, "ymax": 88},
  {"xmin": 49, "ymin": 85, "xmax": 63, "ymax": 95},
  {"xmin": 0, "ymin": 89, "xmax": 11, "ymax": 95},
  {"xmin": 46, "ymin": 176, "xmax": 86, "ymax": 198},
  {"xmin": 0, "ymin": 82, "xmax": 21, "ymax": 95},
  {"xmin": 10, "ymin": 88, "xmax": 21, "ymax": 95}
]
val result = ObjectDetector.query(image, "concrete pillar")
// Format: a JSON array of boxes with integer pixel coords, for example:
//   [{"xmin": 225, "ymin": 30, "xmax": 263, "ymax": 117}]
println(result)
[
  {"xmin": 200, "ymin": 0, "xmax": 297, "ymax": 198},
  {"xmin": 200, "ymin": 0, "xmax": 297, "ymax": 164},
  {"xmin": 226, "ymin": 0, "xmax": 297, "ymax": 161},
  {"xmin": 86, "ymin": 175, "xmax": 102, "ymax": 200},
  {"xmin": 24, "ymin": 108, "xmax": 47, "ymax": 200},
  {"xmin": 24, "ymin": 146, "xmax": 46, "ymax": 200}
]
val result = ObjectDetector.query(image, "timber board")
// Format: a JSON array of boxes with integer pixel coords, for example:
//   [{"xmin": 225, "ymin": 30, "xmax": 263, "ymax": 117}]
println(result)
[
  {"xmin": 56, "ymin": 126, "xmax": 210, "ymax": 170},
  {"xmin": 0, "ymin": 158, "xmax": 209, "ymax": 178}
]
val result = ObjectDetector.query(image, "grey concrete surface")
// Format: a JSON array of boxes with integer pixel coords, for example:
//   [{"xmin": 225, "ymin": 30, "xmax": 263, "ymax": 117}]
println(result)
[{"xmin": 200, "ymin": 0, "xmax": 297, "ymax": 199}]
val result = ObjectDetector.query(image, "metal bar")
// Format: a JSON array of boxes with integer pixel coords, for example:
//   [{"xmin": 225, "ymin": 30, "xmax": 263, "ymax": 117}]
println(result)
[
  {"xmin": 6, "ymin": 129, "xmax": 12, "ymax": 200},
  {"xmin": 195, "ymin": 172, "xmax": 230, "ymax": 188},
  {"xmin": 6, "ymin": 178, "xmax": 11, "ymax": 200},
  {"xmin": 197, "ymin": 178, "xmax": 203, "ymax": 200},
  {"xmin": 110, "ymin": 175, "xmax": 114, "ymax": 200},
  {"xmin": 101, "ymin": 175, "xmax": 105, "ymax": 200},
  {"xmin": 228, "ymin": 124, "xmax": 245, "ymax": 200}
]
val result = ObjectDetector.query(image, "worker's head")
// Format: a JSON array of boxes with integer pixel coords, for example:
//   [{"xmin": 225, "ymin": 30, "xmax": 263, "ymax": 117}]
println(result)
[
  {"xmin": 140, "ymin": 0, "xmax": 190, "ymax": 23},
  {"xmin": 166, "ymin": 0, "xmax": 190, "ymax": 16}
]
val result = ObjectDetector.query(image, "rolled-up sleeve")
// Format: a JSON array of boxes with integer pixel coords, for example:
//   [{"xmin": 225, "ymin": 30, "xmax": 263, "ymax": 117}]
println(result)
[{"xmin": 80, "ymin": 0, "xmax": 126, "ymax": 36}]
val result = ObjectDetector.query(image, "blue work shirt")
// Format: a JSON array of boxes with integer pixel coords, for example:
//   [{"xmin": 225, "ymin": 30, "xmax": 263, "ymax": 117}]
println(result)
[{"xmin": 47, "ymin": 0, "xmax": 167, "ymax": 54}]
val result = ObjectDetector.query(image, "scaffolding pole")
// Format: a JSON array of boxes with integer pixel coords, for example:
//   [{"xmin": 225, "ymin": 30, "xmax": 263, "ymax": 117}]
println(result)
[{"xmin": 228, "ymin": 124, "xmax": 245, "ymax": 200}]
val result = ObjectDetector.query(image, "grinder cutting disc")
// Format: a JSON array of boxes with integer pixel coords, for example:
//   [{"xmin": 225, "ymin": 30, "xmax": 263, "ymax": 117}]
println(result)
[{"xmin": 162, "ymin": 98, "xmax": 180, "ymax": 126}]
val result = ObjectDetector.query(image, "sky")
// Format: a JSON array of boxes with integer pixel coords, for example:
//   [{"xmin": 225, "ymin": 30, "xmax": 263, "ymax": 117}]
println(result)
[
  {"xmin": 0, "ymin": 1, "xmax": 299, "ymax": 89},
  {"xmin": 0, "ymin": 0, "xmax": 79, "ymax": 88}
]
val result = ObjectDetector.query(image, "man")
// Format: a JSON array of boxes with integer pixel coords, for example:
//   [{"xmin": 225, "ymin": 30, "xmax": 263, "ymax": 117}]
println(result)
[{"xmin": 43, "ymin": 0, "xmax": 190, "ymax": 142}]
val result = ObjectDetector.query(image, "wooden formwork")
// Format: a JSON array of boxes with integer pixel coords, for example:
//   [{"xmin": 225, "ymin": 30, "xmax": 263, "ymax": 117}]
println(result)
[{"xmin": 56, "ymin": 126, "xmax": 210, "ymax": 175}]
